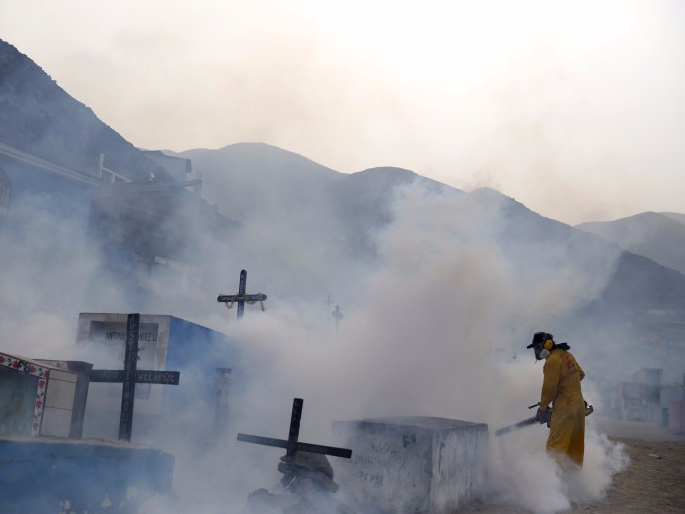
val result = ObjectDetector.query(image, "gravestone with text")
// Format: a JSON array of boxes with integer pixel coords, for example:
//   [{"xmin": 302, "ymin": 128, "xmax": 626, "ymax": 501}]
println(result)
[
  {"xmin": 88, "ymin": 313, "xmax": 180, "ymax": 441},
  {"xmin": 76, "ymin": 313, "xmax": 244, "ymax": 444}
]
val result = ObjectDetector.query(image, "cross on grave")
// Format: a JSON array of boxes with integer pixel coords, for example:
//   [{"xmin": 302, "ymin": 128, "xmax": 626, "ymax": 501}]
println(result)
[
  {"xmin": 217, "ymin": 269, "xmax": 267, "ymax": 319},
  {"xmin": 332, "ymin": 305, "xmax": 343, "ymax": 331},
  {"xmin": 237, "ymin": 398, "xmax": 352, "ymax": 485},
  {"xmin": 89, "ymin": 313, "xmax": 181, "ymax": 442}
]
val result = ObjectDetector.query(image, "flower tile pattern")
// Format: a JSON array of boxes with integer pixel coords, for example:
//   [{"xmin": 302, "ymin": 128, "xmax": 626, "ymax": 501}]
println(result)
[{"xmin": 1, "ymin": 352, "xmax": 51, "ymax": 436}]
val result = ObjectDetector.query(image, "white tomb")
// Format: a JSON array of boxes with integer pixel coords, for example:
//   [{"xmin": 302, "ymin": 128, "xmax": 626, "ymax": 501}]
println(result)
[
  {"xmin": 332, "ymin": 416, "xmax": 488, "ymax": 514},
  {"xmin": 75, "ymin": 312, "xmax": 243, "ymax": 443}
]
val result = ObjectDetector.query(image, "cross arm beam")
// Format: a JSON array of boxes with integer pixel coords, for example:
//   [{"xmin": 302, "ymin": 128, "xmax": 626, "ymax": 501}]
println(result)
[
  {"xmin": 237, "ymin": 433, "xmax": 352, "ymax": 459},
  {"xmin": 90, "ymin": 369, "xmax": 180, "ymax": 385},
  {"xmin": 217, "ymin": 294, "xmax": 267, "ymax": 303}
]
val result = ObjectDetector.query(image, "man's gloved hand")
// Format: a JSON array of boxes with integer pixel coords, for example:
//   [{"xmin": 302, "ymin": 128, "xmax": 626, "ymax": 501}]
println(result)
[{"xmin": 536, "ymin": 408, "xmax": 550, "ymax": 426}]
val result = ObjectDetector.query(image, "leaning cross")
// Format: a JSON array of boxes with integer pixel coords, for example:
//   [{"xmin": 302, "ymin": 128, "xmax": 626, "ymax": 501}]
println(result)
[
  {"xmin": 89, "ymin": 313, "xmax": 181, "ymax": 442},
  {"xmin": 237, "ymin": 398, "xmax": 352, "ymax": 483},
  {"xmin": 217, "ymin": 269, "xmax": 267, "ymax": 319}
]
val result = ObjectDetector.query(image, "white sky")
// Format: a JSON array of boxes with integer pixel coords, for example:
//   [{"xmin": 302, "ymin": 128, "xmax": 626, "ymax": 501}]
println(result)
[{"xmin": 1, "ymin": 0, "xmax": 683, "ymax": 224}]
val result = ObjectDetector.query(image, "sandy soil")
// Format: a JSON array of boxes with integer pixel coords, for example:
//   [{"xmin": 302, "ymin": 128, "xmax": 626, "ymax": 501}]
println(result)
[{"xmin": 460, "ymin": 417, "xmax": 685, "ymax": 514}]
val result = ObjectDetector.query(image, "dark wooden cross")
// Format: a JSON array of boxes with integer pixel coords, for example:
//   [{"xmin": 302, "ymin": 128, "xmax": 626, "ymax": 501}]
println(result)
[
  {"xmin": 217, "ymin": 269, "xmax": 267, "ymax": 319},
  {"xmin": 332, "ymin": 305, "xmax": 344, "ymax": 331},
  {"xmin": 89, "ymin": 313, "xmax": 181, "ymax": 442},
  {"xmin": 237, "ymin": 398, "xmax": 352, "ymax": 483}
]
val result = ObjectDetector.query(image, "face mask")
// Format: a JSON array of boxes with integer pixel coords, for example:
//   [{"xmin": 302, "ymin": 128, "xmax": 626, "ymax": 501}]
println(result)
[{"xmin": 534, "ymin": 344, "xmax": 550, "ymax": 360}]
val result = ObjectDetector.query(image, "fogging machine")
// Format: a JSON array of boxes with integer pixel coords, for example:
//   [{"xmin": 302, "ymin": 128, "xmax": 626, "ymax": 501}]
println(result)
[{"xmin": 495, "ymin": 401, "xmax": 594, "ymax": 437}]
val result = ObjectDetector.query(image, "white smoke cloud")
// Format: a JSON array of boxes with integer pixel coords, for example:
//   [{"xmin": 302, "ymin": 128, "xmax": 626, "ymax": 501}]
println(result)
[
  {"xmin": 139, "ymin": 179, "xmax": 628, "ymax": 513},
  {"xmin": 0, "ymin": 171, "xmax": 635, "ymax": 513}
]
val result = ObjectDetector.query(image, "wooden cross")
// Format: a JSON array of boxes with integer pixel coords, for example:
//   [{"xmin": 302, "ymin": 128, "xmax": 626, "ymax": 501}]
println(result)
[
  {"xmin": 89, "ymin": 313, "xmax": 181, "ymax": 442},
  {"xmin": 237, "ymin": 398, "xmax": 352, "ymax": 483},
  {"xmin": 332, "ymin": 305, "xmax": 344, "ymax": 331},
  {"xmin": 217, "ymin": 269, "xmax": 267, "ymax": 319}
]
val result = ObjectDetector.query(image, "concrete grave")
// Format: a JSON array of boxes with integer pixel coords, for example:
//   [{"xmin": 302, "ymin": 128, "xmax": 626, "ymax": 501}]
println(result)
[
  {"xmin": 76, "ymin": 313, "xmax": 243, "ymax": 442},
  {"xmin": 332, "ymin": 416, "xmax": 488, "ymax": 514},
  {"xmin": 0, "ymin": 349, "xmax": 175, "ymax": 512},
  {"xmin": 0, "ymin": 352, "xmax": 89, "ymax": 438}
]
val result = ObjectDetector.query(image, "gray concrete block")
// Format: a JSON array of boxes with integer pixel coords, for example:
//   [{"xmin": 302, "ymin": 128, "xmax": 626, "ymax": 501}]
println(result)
[{"xmin": 332, "ymin": 416, "xmax": 488, "ymax": 514}]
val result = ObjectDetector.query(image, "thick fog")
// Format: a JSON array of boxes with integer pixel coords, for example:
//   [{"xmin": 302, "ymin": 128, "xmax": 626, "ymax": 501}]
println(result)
[
  {"xmin": 1, "ymin": 164, "xmax": 662, "ymax": 513},
  {"xmin": 2, "ymin": 1, "xmax": 685, "ymax": 224}
]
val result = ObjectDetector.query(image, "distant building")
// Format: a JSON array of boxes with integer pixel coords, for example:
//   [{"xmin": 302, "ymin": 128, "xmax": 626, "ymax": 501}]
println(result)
[
  {"xmin": 87, "ymin": 178, "xmax": 206, "ymax": 289},
  {"xmin": 611, "ymin": 368, "xmax": 665, "ymax": 424},
  {"xmin": 0, "ymin": 140, "xmax": 238, "ymax": 294},
  {"xmin": 141, "ymin": 150, "xmax": 193, "ymax": 183}
]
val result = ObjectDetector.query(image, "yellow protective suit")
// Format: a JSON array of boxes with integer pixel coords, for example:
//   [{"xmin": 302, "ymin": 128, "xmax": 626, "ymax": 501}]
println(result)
[{"xmin": 540, "ymin": 348, "xmax": 585, "ymax": 467}]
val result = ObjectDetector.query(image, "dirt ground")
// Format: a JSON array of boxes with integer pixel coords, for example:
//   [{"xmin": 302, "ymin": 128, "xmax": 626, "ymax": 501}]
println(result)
[{"xmin": 460, "ymin": 417, "xmax": 685, "ymax": 514}]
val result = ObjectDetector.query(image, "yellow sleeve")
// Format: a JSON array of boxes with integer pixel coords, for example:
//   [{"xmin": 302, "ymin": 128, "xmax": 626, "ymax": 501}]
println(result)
[{"xmin": 540, "ymin": 357, "xmax": 560, "ymax": 410}]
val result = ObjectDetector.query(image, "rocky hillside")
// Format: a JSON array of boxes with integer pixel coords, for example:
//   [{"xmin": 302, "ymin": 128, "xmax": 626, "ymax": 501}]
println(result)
[{"xmin": 0, "ymin": 39, "xmax": 166, "ymax": 181}]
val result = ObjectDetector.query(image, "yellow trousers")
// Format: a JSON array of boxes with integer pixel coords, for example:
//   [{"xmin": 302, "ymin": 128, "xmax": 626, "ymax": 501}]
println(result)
[{"xmin": 546, "ymin": 397, "xmax": 585, "ymax": 467}]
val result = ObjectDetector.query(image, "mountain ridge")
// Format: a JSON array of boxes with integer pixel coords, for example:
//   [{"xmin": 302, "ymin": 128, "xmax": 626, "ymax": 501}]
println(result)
[{"xmin": 576, "ymin": 211, "xmax": 685, "ymax": 275}]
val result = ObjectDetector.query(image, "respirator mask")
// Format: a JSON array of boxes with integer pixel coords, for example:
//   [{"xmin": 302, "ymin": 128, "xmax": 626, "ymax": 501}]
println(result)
[
  {"xmin": 536, "ymin": 346, "xmax": 551, "ymax": 360},
  {"xmin": 529, "ymin": 332, "xmax": 554, "ymax": 361},
  {"xmin": 526, "ymin": 332, "xmax": 555, "ymax": 361}
]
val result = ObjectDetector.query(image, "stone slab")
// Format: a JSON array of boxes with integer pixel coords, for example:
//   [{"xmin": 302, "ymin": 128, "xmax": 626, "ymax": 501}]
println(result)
[
  {"xmin": 45, "ymin": 376, "xmax": 77, "ymax": 410},
  {"xmin": 41, "ymin": 406, "xmax": 73, "ymax": 437},
  {"xmin": 332, "ymin": 416, "xmax": 488, "ymax": 514}
]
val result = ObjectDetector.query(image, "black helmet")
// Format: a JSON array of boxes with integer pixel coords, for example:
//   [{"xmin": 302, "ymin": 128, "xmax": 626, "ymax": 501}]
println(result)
[{"xmin": 527, "ymin": 331, "xmax": 553, "ymax": 349}]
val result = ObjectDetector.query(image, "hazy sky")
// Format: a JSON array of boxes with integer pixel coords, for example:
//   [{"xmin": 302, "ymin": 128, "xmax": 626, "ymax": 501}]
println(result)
[{"xmin": 1, "ymin": 0, "xmax": 683, "ymax": 224}]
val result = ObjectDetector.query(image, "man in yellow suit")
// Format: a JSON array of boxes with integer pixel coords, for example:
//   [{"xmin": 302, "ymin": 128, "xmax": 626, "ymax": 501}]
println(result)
[{"xmin": 527, "ymin": 331, "xmax": 586, "ymax": 467}]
